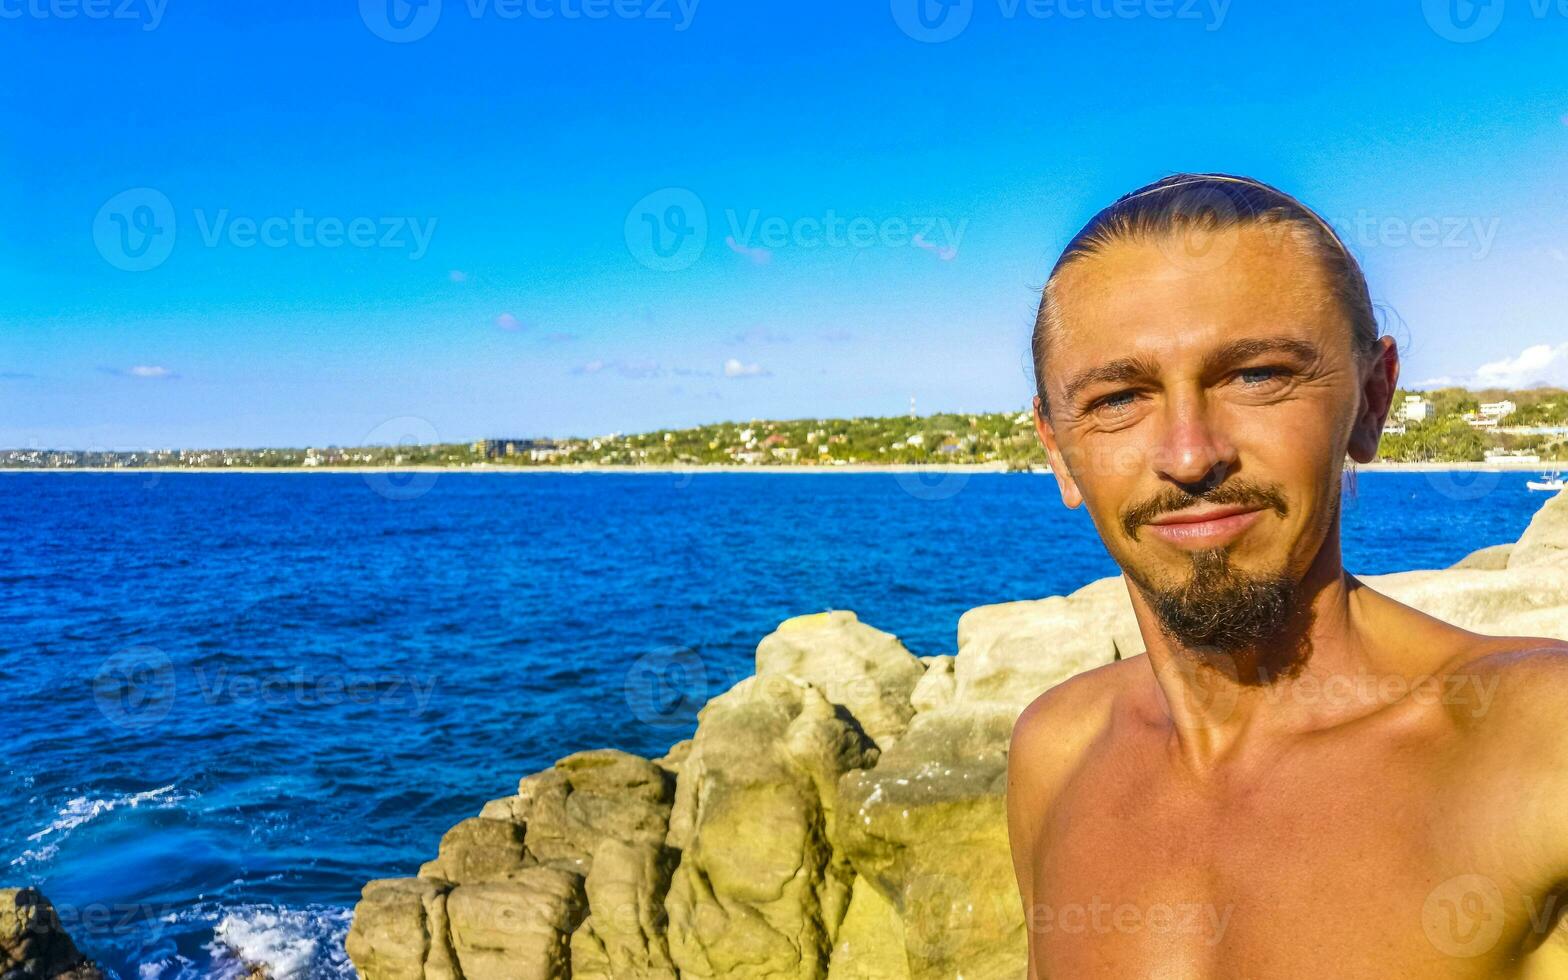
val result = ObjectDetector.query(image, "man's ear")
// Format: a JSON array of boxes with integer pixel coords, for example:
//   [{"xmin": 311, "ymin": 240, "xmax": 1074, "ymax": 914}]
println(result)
[
  {"xmin": 1033, "ymin": 395, "xmax": 1084, "ymax": 509},
  {"xmin": 1348, "ymin": 336, "xmax": 1400, "ymax": 464}
]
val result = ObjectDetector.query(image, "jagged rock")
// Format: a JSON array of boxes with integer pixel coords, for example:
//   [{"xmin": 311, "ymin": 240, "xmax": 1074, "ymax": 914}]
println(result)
[
  {"xmin": 1509, "ymin": 487, "xmax": 1568, "ymax": 567},
  {"xmin": 569, "ymin": 839, "xmax": 679, "ymax": 980},
  {"xmin": 909, "ymin": 656, "xmax": 955, "ymax": 714},
  {"xmin": 655, "ymin": 739, "xmax": 693, "ymax": 774},
  {"xmin": 1362, "ymin": 492, "xmax": 1568, "ymax": 657},
  {"xmin": 0, "ymin": 889, "xmax": 105, "ymax": 980},
  {"xmin": 477, "ymin": 796, "xmax": 524, "ymax": 823},
  {"xmin": 446, "ymin": 868, "xmax": 587, "ymax": 980},
  {"xmin": 835, "ymin": 704, "xmax": 1024, "ymax": 980},
  {"xmin": 519, "ymin": 749, "xmax": 675, "ymax": 876},
  {"xmin": 1450, "ymin": 543, "xmax": 1513, "ymax": 569},
  {"xmin": 825, "ymin": 876, "xmax": 910, "ymax": 980},
  {"xmin": 664, "ymin": 674, "xmax": 878, "ymax": 979},
  {"xmin": 953, "ymin": 574, "xmax": 1140, "ymax": 710},
  {"xmin": 755, "ymin": 611, "xmax": 925, "ymax": 747},
  {"xmin": 420, "ymin": 818, "xmax": 528, "ymax": 884},
  {"xmin": 1365, "ymin": 564, "xmax": 1568, "ymax": 640},
  {"xmin": 344, "ymin": 878, "xmax": 460, "ymax": 980}
]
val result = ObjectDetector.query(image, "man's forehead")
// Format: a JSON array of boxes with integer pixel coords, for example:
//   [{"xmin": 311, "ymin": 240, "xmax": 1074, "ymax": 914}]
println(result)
[{"xmin": 1046, "ymin": 227, "xmax": 1346, "ymax": 375}]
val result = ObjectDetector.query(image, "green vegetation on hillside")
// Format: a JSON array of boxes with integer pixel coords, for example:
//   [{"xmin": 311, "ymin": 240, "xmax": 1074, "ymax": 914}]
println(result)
[{"xmin": 6, "ymin": 388, "xmax": 1565, "ymax": 469}]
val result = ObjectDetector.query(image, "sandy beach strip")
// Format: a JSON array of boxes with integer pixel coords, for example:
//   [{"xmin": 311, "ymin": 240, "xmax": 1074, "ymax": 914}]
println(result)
[{"xmin": 1, "ymin": 460, "xmax": 1561, "ymax": 475}]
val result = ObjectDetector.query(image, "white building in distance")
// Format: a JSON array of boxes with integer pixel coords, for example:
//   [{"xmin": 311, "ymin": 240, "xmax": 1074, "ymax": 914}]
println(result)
[{"xmin": 1396, "ymin": 395, "xmax": 1431, "ymax": 424}]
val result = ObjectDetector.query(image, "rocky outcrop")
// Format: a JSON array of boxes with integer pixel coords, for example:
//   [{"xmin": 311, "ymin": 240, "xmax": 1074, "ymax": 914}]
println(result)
[
  {"xmin": 0, "ymin": 889, "xmax": 106, "ymax": 980},
  {"xmin": 1508, "ymin": 482, "xmax": 1568, "ymax": 567},
  {"xmin": 348, "ymin": 490, "xmax": 1568, "ymax": 980},
  {"xmin": 951, "ymin": 573, "xmax": 1141, "ymax": 712},
  {"xmin": 834, "ymin": 704, "xmax": 1021, "ymax": 980},
  {"xmin": 664, "ymin": 674, "xmax": 876, "ymax": 978},
  {"xmin": 1449, "ymin": 542, "xmax": 1512, "ymax": 569},
  {"xmin": 754, "ymin": 611, "xmax": 924, "ymax": 748}
]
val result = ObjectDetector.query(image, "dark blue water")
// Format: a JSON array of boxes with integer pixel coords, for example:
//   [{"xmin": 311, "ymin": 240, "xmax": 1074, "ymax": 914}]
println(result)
[{"xmin": 0, "ymin": 470, "xmax": 1547, "ymax": 978}]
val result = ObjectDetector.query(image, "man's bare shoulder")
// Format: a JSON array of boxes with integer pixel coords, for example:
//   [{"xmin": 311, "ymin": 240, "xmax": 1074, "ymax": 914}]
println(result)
[
  {"xmin": 1438, "ymin": 637, "xmax": 1568, "ymax": 900},
  {"xmin": 1006, "ymin": 656, "xmax": 1150, "ymax": 906},
  {"xmin": 1352, "ymin": 573, "xmax": 1568, "ymax": 694},
  {"xmin": 1442, "ymin": 634, "xmax": 1568, "ymax": 734},
  {"xmin": 1008, "ymin": 655, "xmax": 1149, "ymax": 797}
]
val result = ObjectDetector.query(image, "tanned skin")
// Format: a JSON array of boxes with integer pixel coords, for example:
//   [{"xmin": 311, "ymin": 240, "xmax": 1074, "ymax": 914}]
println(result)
[{"xmin": 1007, "ymin": 223, "xmax": 1568, "ymax": 978}]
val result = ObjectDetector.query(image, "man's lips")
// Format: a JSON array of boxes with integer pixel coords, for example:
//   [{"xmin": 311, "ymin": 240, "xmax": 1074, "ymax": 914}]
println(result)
[{"xmin": 1143, "ymin": 505, "xmax": 1266, "ymax": 547}]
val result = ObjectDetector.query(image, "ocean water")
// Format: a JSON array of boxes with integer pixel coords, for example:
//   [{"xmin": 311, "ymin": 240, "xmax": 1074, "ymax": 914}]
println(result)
[{"xmin": 0, "ymin": 469, "xmax": 1550, "ymax": 978}]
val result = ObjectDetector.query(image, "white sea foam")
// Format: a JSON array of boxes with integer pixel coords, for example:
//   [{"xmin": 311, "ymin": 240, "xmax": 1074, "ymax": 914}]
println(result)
[
  {"xmin": 10, "ymin": 785, "xmax": 192, "ymax": 868},
  {"xmin": 208, "ymin": 905, "xmax": 355, "ymax": 980}
]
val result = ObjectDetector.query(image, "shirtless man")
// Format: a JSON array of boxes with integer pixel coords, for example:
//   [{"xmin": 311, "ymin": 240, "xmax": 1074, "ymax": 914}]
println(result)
[{"xmin": 1006, "ymin": 173, "xmax": 1568, "ymax": 979}]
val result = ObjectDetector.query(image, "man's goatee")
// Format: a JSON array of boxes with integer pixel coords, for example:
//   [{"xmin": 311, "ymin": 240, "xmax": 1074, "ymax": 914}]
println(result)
[{"xmin": 1144, "ymin": 547, "xmax": 1298, "ymax": 656}]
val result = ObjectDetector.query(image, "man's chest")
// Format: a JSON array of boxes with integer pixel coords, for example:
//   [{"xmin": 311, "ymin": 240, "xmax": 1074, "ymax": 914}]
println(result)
[{"xmin": 1024, "ymin": 740, "xmax": 1543, "ymax": 979}]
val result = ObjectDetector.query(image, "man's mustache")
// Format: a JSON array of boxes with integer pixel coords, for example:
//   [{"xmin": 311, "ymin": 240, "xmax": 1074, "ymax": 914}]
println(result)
[{"xmin": 1122, "ymin": 480, "xmax": 1290, "ymax": 540}]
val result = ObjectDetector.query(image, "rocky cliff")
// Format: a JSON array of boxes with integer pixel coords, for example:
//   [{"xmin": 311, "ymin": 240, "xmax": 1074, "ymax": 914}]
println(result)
[
  {"xmin": 347, "ymin": 489, "xmax": 1568, "ymax": 980},
  {"xmin": 0, "ymin": 888, "xmax": 106, "ymax": 980}
]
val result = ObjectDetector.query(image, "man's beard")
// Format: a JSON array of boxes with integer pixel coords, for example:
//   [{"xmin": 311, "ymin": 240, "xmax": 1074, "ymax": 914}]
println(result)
[
  {"xmin": 1119, "ymin": 478, "xmax": 1302, "ymax": 675},
  {"xmin": 1141, "ymin": 546, "xmax": 1298, "ymax": 656}
]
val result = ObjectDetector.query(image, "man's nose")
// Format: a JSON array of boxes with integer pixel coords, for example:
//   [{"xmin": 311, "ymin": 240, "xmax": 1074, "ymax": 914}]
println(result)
[{"xmin": 1153, "ymin": 392, "xmax": 1237, "ymax": 493}]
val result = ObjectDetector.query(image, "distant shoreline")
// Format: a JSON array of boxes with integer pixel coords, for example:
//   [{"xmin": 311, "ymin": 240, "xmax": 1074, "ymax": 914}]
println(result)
[{"xmin": 0, "ymin": 460, "xmax": 1560, "ymax": 475}]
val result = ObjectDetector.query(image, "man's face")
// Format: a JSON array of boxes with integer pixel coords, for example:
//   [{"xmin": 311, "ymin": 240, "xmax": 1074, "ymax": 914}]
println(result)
[{"xmin": 1034, "ymin": 224, "xmax": 1397, "ymax": 655}]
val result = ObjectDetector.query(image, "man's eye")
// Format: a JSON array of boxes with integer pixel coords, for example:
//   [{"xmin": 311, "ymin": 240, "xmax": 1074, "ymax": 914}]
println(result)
[
  {"xmin": 1238, "ymin": 366, "xmax": 1287, "ymax": 386},
  {"xmin": 1095, "ymin": 391, "xmax": 1137, "ymax": 412}
]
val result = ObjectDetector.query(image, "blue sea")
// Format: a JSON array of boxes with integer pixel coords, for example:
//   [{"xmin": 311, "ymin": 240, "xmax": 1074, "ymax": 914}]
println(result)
[{"xmin": 0, "ymin": 470, "xmax": 1548, "ymax": 978}]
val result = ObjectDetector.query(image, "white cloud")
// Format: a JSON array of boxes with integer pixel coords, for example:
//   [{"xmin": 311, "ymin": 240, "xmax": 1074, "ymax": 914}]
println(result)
[
  {"xmin": 449, "ymin": 270, "xmax": 468, "ymax": 283},
  {"xmin": 725, "ymin": 237, "xmax": 773, "ymax": 266},
  {"xmin": 495, "ymin": 312, "xmax": 522, "ymax": 331},
  {"xmin": 571, "ymin": 359, "xmax": 663, "ymax": 379},
  {"xmin": 723, "ymin": 358, "xmax": 769, "ymax": 378},
  {"xmin": 126, "ymin": 365, "xmax": 173, "ymax": 379},
  {"xmin": 731, "ymin": 326, "xmax": 790, "ymax": 345},
  {"xmin": 912, "ymin": 232, "xmax": 957, "ymax": 261},
  {"xmin": 1419, "ymin": 341, "xmax": 1568, "ymax": 389}
]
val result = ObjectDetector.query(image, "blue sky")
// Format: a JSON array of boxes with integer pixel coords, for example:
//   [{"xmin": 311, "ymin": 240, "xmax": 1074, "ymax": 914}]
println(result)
[{"xmin": 2, "ymin": 0, "xmax": 1566, "ymax": 448}]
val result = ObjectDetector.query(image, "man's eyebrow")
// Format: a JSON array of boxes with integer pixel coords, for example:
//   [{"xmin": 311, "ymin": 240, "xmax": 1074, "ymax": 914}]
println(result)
[
  {"xmin": 1059, "ymin": 354, "xmax": 1165, "ymax": 408},
  {"xmin": 1202, "ymin": 337, "xmax": 1323, "ymax": 369}
]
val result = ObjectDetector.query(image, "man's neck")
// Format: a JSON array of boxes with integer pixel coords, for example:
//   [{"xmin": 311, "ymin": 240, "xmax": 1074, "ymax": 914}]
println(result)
[{"xmin": 1128, "ymin": 524, "xmax": 1384, "ymax": 771}]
